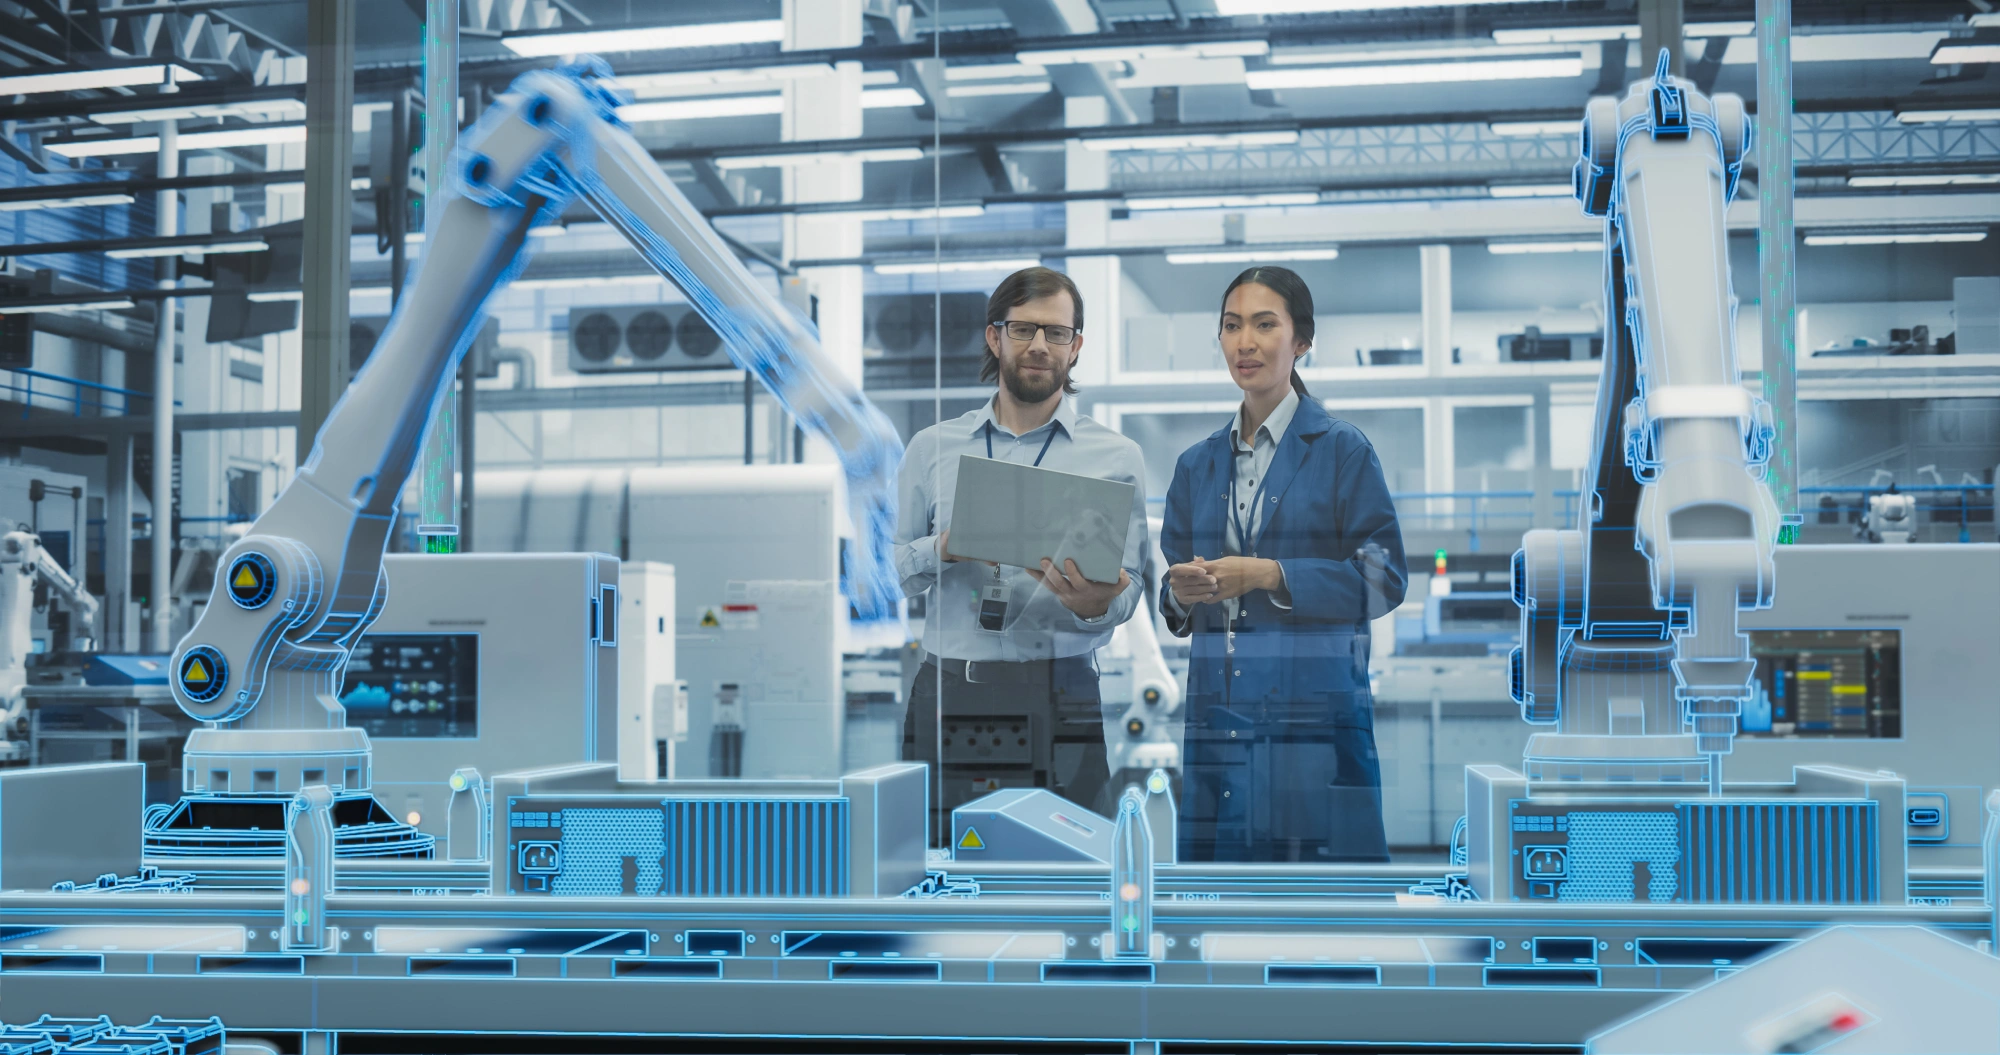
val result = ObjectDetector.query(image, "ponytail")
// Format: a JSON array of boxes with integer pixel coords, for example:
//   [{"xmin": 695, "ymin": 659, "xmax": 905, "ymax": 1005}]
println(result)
[{"xmin": 1289, "ymin": 370, "xmax": 1311, "ymax": 397}]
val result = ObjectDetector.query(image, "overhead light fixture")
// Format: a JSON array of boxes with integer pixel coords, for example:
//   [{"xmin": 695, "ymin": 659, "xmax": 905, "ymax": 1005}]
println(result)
[
  {"xmin": 528, "ymin": 224, "xmax": 569, "ymax": 237},
  {"xmin": 501, "ymin": 19, "xmax": 783, "ymax": 58},
  {"xmin": 861, "ymin": 87, "xmax": 926, "ymax": 109},
  {"xmin": 616, "ymin": 95, "xmax": 784, "ymax": 123},
  {"xmin": 1848, "ymin": 174, "xmax": 2000, "ymax": 188},
  {"xmin": 1933, "ymin": 39, "xmax": 2000, "ymax": 64},
  {"xmin": 945, "ymin": 63, "xmax": 1049, "ymax": 81},
  {"xmin": 1166, "ymin": 248, "xmax": 1339, "ymax": 264},
  {"xmin": 1249, "ymin": 55, "xmax": 1582, "ymax": 90},
  {"xmin": 0, "ymin": 298, "xmax": 136, "ymax": 315},
  {"xmin": 511, "ymin": 274, "xmax": 668, "ymax": 291},
  {"xmin": 947, "ymin": 81, "xmax": 1053, "ymax": 98},
  {"xmin": 1125, "ymin": 193, "xmax": 1320, "ymax": 210},
  {"xmin": 1685, "ymin": 21, "xmax": 1755, "ymax": 36},
  {"xmin": 1215, "ymin": 0, "xmax": 1513, "ymax": 12},
  {"xmin": 1082, "ymin": 131, "xmax": 1298, "ymax": 151},
  {"xmin": 612, "ymin": 64, "xmax": 832, "ymax": 94},
  {"xmin": 1489, "ymin": 183, "xmax": 1574, "ymax": 198},
  {"xmin": 1895, "ymin": 108, "xmax": 2000, "ymax": 124},
  {"xmin": 806, "ymin": 205, "xmax": 986, "ymax": 222},
  {"xmin": 47, "ymin": 124, "xmax": 307, "ymax": 159},
  {"xmin": 1269, "ymin": 42, "xmax": 1575, "ymax": 65},
  {"xmin": 874, "ymin": 258, "xmax": 1041, "ymax": 275},
  {"xmin": 861, "ymin": 70, "xmax": 902, "ymax": 86},
  {"xmin": 1803, "ymin": 231, "xmax": 1988, "ymax": 246},
  {"xmin": 0, "ymin": 193, "xmax": 135, "ymax": 212},
  {"xmin": 1492, "ymin": 26, "xmax": 1636, "ymax": 45},
  {"xmin": 106, "ymin": 238, "xmax": 269, "ymax": 259},
  {"xmin": 1018, "ymin": 40, "xmax": 1269, "ymax": 65},
  {"xmin": 0, "ymin": 63, "xmax": 201, "ymax": 97},
  {"xmin": 715, "ymin": 147, "xmax": 926, "ymax": 169},
  {"xmin": 1487, "ymin": 240, "xmax": 1601, "ymax": 254},
  {"xmin": 1489, "ymin": 120, "xmax": 1577, "ymax": 137},
  {"xmin": 246, "ymin": 290, "xmax": 303, "ymax": 302},
  {"xmin": 90, "ymin": 99, "xmax": 305, "ymax": 126}
]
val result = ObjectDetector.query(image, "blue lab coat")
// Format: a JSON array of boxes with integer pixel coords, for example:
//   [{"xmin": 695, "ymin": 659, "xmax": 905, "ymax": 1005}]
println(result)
[{"xmin": 1159, "ymin": 396, "xmax": 1408, "ymax": 862}]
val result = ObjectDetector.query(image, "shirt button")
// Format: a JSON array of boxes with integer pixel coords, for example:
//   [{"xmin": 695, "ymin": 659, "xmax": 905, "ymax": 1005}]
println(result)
[
  {"xmin": 1222, "ymin": 790, "xmax": 1231, "ymax": 798},
  {"xmin": 1233, "ymin": 668, "xmax": 1242, "ymax": 677}
]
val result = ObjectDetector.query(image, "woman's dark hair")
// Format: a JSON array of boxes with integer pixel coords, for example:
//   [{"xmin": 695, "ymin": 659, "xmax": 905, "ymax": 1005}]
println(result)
[
  {"xmin": 1219, "ymin": 265, "xmax": 1315, "ymax": 397},
  {"xmin": 982, "ymin": 266, "xmax": 1084, "ymax": 394}
]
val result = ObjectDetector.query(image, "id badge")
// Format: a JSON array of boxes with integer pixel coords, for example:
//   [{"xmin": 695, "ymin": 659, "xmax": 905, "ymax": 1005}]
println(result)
[{"xmin": 977, "ymin": 580, "xmax": 1012, "ymax": 632}]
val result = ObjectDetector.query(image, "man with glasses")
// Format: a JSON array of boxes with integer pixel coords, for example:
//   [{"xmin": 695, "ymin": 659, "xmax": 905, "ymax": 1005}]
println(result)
[{"xmin": 894, "ymin": 266, "xmax": 1150, "ymax": 843}]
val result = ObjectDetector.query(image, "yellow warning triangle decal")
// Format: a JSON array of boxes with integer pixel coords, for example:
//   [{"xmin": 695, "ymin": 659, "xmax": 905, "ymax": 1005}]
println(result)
[
  {"xmin": 233, "ymin": 565, "xmax": 259, "ymax": 588},
  {"xmin": 185, "ymin": 659, "xmax": 210, "ymax": 683},
  {"xmin": 699, "ymin": 609, "xmax": 721, "ymax": 628},
  {"xmin": 957, "ymin": 827, "xmax": 984, "ymax": 850}
]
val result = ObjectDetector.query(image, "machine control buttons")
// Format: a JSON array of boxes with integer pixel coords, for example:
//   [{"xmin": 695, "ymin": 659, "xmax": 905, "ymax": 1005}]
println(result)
[
  {"xmin": 1523, "ymin": 846, "xmax": 1567, "ymax": 880},
  {"xmin": 226, "ymin": 552, "xmax": 278, "ymax": 609},
  {"xmin": 179, "ymin": 646, "xmax": 229, "ymax": 704}
]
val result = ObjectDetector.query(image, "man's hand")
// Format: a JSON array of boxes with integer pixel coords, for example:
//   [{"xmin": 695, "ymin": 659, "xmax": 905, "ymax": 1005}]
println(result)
[
  {"xmin": 1168, "ymin": 558, "xmax": 1219, "ymax": 606},
  {"xmin": 938, "ymin": 528, "xmax": 995, "ymax": 566},
  {"xmin": 1198, "ymin": 556, "xmax": 1283, "ymax": 603},
  {"xmin": 1028, "ymin": 558, "xmax": 1129, "ymax": 619}
]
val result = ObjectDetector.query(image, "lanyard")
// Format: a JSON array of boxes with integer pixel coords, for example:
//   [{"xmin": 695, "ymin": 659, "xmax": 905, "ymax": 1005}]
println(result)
[
  {"xmin": 1226, "ymin": 439, "xmax": 1275, "ymax": 557},
  {"xmin": 985, "ymin": 420, "xmax": 1058, "ymax": 467}
]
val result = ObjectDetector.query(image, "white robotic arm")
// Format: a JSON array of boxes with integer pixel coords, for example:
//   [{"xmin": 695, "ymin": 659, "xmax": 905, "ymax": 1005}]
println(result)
[
  {"xmin": 0, "ymin": 530, "xmax": 98, "ymax": 728},
  {"xmin": 167, "ymin": 63, "xmax": 903, "ymax": 786}
]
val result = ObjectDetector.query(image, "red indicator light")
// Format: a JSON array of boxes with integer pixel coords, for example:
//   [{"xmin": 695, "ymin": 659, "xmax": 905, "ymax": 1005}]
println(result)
[
  {"xmin": 1830, "ymin": 1013, "xmax": 1860, "ymax": 1032},
  {"xmin": 1434, "ymin": 549, "xmax": 1448, "ymax": 576}
]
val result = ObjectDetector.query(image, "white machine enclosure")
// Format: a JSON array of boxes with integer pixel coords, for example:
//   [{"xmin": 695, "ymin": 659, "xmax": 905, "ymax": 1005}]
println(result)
[
  {"xmin": 615, "ymin": 561, "xmax": 675, "ymax": 782},
  {"xmin": 359, "ymin": 552, "xmax": 618, "ymax": 836},
  {"xmin": 477, "ymin": 465, "xmax": 848, "ymax": 780}
]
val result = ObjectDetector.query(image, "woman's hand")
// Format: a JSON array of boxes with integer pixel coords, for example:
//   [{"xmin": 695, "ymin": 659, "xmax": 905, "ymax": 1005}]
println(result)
[
  {"xmin": 1167, "ymin": 558, "xmax": 1219, "ymax": 606},
  {"xmin": 1198, "ymin": 556, "xmax": 1284, "ymax": 603}
]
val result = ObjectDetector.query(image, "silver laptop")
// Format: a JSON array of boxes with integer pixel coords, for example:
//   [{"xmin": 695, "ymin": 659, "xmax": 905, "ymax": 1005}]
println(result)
[{"xmin": 947, "ymin": 455, "xmax": 1134, "ymax": 584}]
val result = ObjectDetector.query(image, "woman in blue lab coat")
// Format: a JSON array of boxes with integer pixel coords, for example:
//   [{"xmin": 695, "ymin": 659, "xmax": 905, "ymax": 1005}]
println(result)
[{"xmin": 1160, "ymin": 266, "xmax": 1408, "ymax": 863}]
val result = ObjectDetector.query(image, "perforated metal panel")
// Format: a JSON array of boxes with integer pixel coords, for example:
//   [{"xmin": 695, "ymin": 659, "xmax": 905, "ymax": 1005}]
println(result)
[{"xmin": 1558, "ymin": 811, "xmax": 1680, "ymax": 903}]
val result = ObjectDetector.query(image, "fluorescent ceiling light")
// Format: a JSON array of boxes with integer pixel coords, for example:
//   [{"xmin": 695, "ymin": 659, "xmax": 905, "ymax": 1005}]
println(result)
[
  {"xmin": 528, "ymin": 224, "xmax": 569, "ymax": 237},
  {"xmin": 0, "ymin": 299, "xmax": 135, "ymax": 315},
  {"xmin": 1803, "ymin": 231, "xmax": 1988, "ymax": 246},
  {"xmin": 1492, "ymin": 26, "xmax": 1636, "ymax": 45},
  {"xmin": 90, "ymin": 99, "xmax": 305, "ymax": 126},
  {"xmin": 1269, "ymin": 43, "xmax": 1575, "ymax": 65},
  {"xmin": 1018, "ymin": 40, "xmax": 1268, "ymax": 65},
  {"xmin": 1126, "ymin": 192, "xmax": 1320, "ymax": 210},
  {"xmin": 106, "ymin": 238, "xmax": 269, "ymax": 259},
  {"xmin": 947, "ymin": 81, "xmax": 1053, "ymax": 98},
  {"xmin": 1490, "ymin": 183, "xmax": 1574, "ymax": 198},
  {"xmin": 1848, "ymin": 174, "xmax": 2000, "ymax": 188},
  {"xmin": 1487, "ymin": 240, "xmax": 1600, "ymax": 254},
  {"xmin": 617, "ymin": 95, "xmax": 784, "ymax": 122},
  {"xmin": 809, "ymin": 205, "xmax": 986, "ymax": 222},
  {"xmin": 512, "ymin": 275, "xmax": 667, "ymax": 291},
  {"xmin": 1166, "ymin": 248, "xmax": 1339, "ymax": 264},
  {"xmin": 874, "ymin": 258, "xmax": 1040, "ymax": 275},
  {"xmin": 47, "ymin": 124, "xmax": 307, "ymax": 159},
  {"xmin": 0, "ymin": 63, "xmax": 200, "ymax": 97},
  {"xmin": 862, "ymin": 87, "xmax": 926, "ymax": 109},
  {"xmin": 613, "ymin": 64, "xmax": 831, "ymax": 94},
  {"xmin": 1896, "ymin": 108, "xmax": 2000, "ymax": 124},
  {"xmin": 1686, "ymin": 21, "xmax": 1754, "ymax": 36},
  {"xmin": 0, "ymin": 193, "xmax": 135, "ymax": 212},
  {"xmin": 1489, "ymin": 120, "xmax": 1576, "ymax": 137},
  {"xmin": 946, "ymin": 63, "xmax": 1049, "ymax": 81},
  {"xmin": 715, "ymin": 147, "xmax": 926, "ymax": 169},
  {"xmin": 1934, "ymin": 40, "xmax": 2000, "ymax": 64},
  {"xmin": 1215, "ymin": 0, "xmax": 1513, "ymax": 12},
  {"xmin": 1248, "ymin": 56, "xmax": 1582, "ymax": 90},
  {"xmin": 1083, "ymin": 131, "xmax": 1298, "ymax": 151},
  {"xmin": 246, "ymin": 290, "xmax": 302, "ymax": 302},
  {"xmin": 501, "ymin": 20, "xmax": 782, "ymax": 58},
  {"xmin": 861, "ymin": 69, "xmax": 901, "ymax": 86}
]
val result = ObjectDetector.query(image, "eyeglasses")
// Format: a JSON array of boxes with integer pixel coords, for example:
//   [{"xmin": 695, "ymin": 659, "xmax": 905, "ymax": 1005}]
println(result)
[{"xmin": 993, "ymin": 320, "xmax": 1079, "ymax": 346}]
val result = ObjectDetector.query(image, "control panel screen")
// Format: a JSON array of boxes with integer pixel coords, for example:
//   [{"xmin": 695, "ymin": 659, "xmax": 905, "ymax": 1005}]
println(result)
[
  {"xmin": 1741, "ymin": 629, "xmax": 1900, "ymax": 739},
  {"xmin": 340, "ymin": 633, "xmax": 478, "ymax": 738}
]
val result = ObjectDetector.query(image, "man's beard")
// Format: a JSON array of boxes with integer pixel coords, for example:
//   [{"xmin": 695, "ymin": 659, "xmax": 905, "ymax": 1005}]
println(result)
[{"xmin": 1000, "ymin": 352, "xmax": 1069, "ymax": 404}]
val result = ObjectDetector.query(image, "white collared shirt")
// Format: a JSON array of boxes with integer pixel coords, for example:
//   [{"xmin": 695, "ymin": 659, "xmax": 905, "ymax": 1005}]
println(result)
[{"xmin": 894, "ymin": 394, "xmax": 1150, "ymax": 661}]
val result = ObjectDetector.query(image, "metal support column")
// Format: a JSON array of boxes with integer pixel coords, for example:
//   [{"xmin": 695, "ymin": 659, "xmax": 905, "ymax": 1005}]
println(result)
[
  {"xmin": 1757, "ymin": 0, "xmax": 1800, "ymax": 542},
  {"xmin": 416, "ymin": 0, "xmax": 461, "ymax": 553},
  {"xmin": 456, "ymin": 351, "xmax": 474, "ymax": 550},
  {"xmin": 1640, "ymin": 0, "xmax": 1685, "ymax": 77},
  {"xmin": 104, "ymin": 432, "xmax": 135, "ymax": 651},
  {"xmin": 296, "ymin": 0, "xmax": 355, "ymax": 463},
  {"xmin": 1530, "ymin": 385, "xmax": 1556, "ymax": 530},
  {"xmin": 149, "ymin": 122, "xmax": 178, "ymax": 652}
]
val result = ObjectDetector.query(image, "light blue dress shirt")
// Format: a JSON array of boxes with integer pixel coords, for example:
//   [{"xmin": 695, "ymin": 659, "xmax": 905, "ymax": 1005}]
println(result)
[{"xmin": 895, "ymin": 394, "xmax": 1149, "ymax": 662}]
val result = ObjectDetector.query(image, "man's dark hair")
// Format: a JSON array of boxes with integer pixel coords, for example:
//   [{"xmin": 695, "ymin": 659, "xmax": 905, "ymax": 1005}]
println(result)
[{"xmin": 981, "ymin": 266, "xmax": 1084, "ymax": 394}]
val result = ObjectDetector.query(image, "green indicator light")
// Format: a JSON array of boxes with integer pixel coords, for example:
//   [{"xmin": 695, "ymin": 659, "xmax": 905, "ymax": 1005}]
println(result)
[
  {"xmin": 293, "ymin": 909, "xmax": 310, "ymax": 924},
  {"xmin": 1123, "ymin": 915, "xmax": 1139, "ymax": 932}
]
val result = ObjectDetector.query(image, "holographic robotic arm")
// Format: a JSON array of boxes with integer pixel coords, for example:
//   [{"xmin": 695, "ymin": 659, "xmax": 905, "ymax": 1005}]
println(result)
[
  {"xmin": 169, "ymin": 63, "xmax": 902, "ymax": 735},
  {"xmin": 1512, "ymin": 52, "xmax": 1779, "ymax": 787}
]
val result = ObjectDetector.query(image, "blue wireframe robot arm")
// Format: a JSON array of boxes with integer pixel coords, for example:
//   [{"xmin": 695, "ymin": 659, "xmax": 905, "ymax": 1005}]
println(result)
[{"xmin": 169, "ymin": 62, "xmax": 903, "ymax": 727}]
